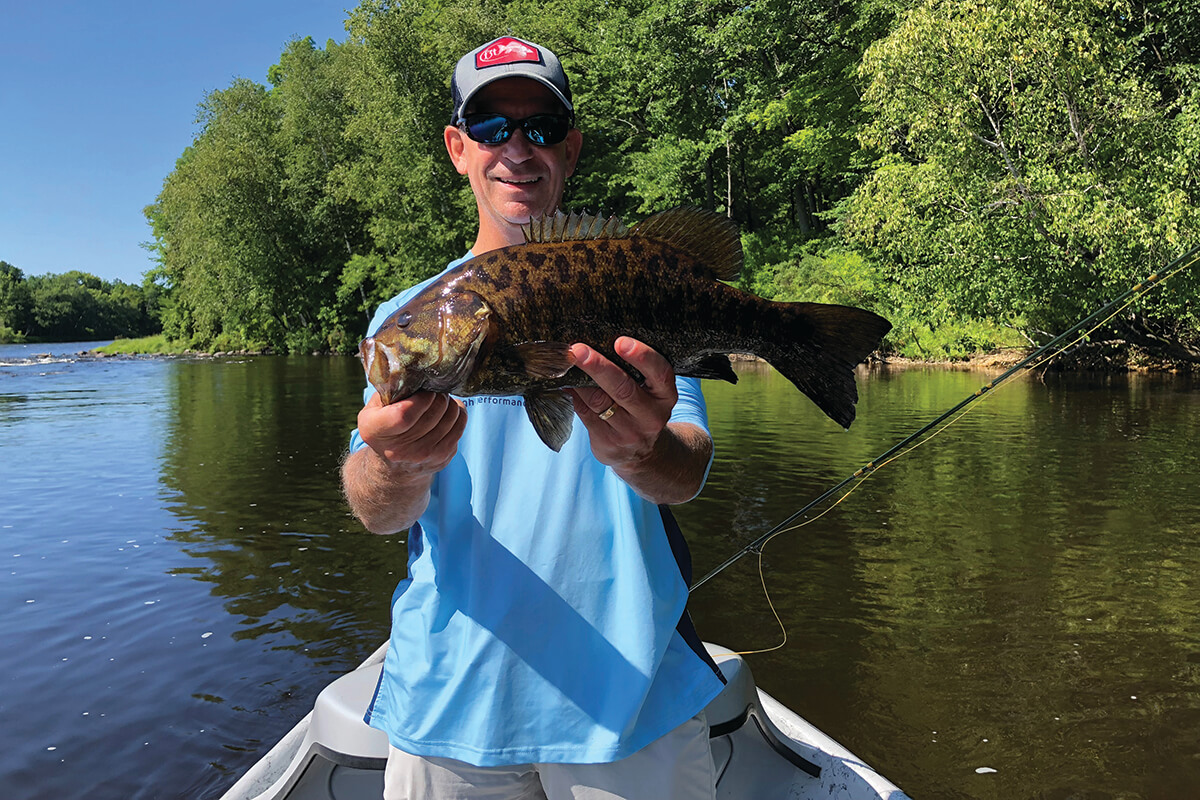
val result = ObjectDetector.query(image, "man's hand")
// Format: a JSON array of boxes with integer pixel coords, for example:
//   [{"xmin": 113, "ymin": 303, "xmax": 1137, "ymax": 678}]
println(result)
[
  {"xmin": 568, "ymin": 337, "xmax": 676, "ymax": 467},
  {"xmin": 568, "ymin": 337, "xmax": 712, "ymax": 504},
  {"xmin": 357, "ymin": 390, "xmax": 467, "ymax": 475},
  {"xmin": 342, "ymin": 391, "xmax": 467, "ymax": 534}
]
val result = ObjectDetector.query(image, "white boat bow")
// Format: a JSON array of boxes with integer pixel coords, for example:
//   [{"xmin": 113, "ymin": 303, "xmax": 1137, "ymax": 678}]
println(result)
[{"xmin": 219, "ymin": 643, "xmax": 910, "ymax": 800}]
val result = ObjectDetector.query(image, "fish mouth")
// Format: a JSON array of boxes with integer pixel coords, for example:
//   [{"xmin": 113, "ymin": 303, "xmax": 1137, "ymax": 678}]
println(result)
[{"xmin": 360, "ymin": 337, "xmax": 407, "ymax": 406}]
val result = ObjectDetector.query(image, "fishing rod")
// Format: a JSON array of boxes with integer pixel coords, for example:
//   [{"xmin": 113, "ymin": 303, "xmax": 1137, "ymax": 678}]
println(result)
[{"xmin": 690, "ymin": 243, "xmax": 1200, "ymax": 593}]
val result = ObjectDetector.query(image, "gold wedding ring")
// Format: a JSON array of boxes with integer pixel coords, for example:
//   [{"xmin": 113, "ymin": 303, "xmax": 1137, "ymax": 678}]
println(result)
[{"xmin": 598, "ymin": 403, "xmax": 618, "ymax": 421}]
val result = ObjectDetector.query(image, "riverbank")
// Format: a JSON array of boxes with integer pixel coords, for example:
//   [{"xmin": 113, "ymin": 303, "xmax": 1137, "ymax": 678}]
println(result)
[
  {"xmin": 86, "ymin": 336, "xmax": 1199, "ymax": 373},
  {"xmin": 95, "ymin": 339, "xmax": 1026, "ymax": 368},
  {"xmin": 94, "ymin": 335, "xmax": 182, "ymax": 355},
  {"xmin": 95, "ymin": 335, "xmax": 266, "ymax": 357}
]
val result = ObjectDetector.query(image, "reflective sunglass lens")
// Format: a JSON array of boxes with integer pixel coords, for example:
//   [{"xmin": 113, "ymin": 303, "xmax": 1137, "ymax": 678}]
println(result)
[
  {"xmin": 461, "ymin": 114, "xmax": 571, "ymax": 146},
  {"xmin": 466, "ymin": 115, "xmax": 511, "ymax": 144},
  {"xmin": 524, "ymin": 116, "xmax": 569, "ymax": 145}
]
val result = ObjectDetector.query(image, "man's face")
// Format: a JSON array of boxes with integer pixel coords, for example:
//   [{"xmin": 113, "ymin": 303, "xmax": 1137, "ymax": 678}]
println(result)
[{"xmin": 445, "ymin": 78, "xmax": 583, "ymax": 241}]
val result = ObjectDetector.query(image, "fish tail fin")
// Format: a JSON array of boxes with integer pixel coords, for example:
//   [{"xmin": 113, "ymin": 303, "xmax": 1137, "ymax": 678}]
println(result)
[{"xmin": 761, "ymin": 303, "xmax": 891, "ymax": 428}]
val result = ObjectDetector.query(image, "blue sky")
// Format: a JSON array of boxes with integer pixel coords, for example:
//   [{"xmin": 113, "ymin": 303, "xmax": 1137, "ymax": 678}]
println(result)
[{"xmin": 1, "ymin": 1, "xmax": 353, "ymax": 286}]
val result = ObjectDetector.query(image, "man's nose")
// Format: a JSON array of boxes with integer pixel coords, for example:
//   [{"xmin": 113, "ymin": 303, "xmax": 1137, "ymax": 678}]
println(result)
[{"xmin": 502, "ymin": 127, "xmax": 536, "ymax": 160}]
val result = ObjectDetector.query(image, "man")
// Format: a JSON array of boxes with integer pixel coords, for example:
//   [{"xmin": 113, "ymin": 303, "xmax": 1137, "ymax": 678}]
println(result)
[{"xmin": 342, "ymin": 36, "xmax": 726, "ymax": 800}]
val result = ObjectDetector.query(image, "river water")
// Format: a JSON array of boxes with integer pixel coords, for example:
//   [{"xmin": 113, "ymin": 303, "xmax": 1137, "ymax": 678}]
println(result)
[{"xmin": 2, "ymin": 342, "xmax": 1198, "ymax": 799}]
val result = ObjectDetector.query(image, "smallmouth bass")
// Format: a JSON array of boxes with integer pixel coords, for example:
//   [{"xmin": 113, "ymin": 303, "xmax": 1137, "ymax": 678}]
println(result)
[{"xmin": 359, "ymin": 207, "xmax": 891, "ymax": 451}]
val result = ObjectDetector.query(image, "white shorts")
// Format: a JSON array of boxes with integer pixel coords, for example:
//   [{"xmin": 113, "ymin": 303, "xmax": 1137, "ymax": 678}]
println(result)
[{"xmin": 382, "ymin": 712, "xmax": 716, "ymax": 800}]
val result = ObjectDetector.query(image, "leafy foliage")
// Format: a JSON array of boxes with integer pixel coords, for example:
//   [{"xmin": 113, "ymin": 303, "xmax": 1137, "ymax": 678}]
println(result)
[
  {"xmin": 843, "ymin": 0, "xmax": 1200, "ymax": 357},
  {"xmin": 128, "ymin": 0, "xmax": 1200, "ymax": 361},
  {"xmin": 0, "ymin": 261, "xmax": 161, "ymax": 343}
]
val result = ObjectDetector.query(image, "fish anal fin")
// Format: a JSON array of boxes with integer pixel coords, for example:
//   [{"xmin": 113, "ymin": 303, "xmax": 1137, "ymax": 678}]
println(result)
[
  {"xmin": 631, "ymin": 207, "xmax": 743, "ymax": 282},
  {"xmin": 677, "ymin": 353, "xmax": 739, "ymax": 384},
  {"xmin": 524, "ymin": 391, "xmax": 575, "ymax": 451},
  {"xmin": 514, "ymin": 341, "xmax": 575, "ymax": 379}
]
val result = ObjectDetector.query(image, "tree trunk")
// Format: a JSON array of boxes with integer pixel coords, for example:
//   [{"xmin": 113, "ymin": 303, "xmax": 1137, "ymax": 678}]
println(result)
[
  {"xmin": 807, "ymin": 180, "xmax": 820, "ymax": 231},
  {"xmin": 704, "ymin": 155, "xmax": 716, "ymax": 213},
  {"xmin": 726, "ymin": 141, "xmax": 734, "ymax": 220},
  {"xmin": 795, "ymin": 181, "xmax": 811, "ymax": 234},
  {"xmin": 741, "ymin": 151, "xmax": 753, "ymax": 232}
]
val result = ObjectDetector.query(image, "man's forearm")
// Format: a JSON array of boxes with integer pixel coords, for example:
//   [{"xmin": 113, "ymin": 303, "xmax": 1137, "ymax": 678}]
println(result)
[
  {"xmin": 341, "ymin": 446, "xmax": 435, "ymax": 534},
  {"xmin": 612, "ymin": 422, "xmax": 713, "ymax": 506}
]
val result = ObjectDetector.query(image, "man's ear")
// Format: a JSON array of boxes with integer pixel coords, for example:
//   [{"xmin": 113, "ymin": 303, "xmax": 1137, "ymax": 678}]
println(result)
[
  {"xmin": 445, "ymin": 125, "xmax": 469, "ymax": 175},
  {"xmin": 564, "ymin": 127, "xmax": 583, "ymax": 179}
]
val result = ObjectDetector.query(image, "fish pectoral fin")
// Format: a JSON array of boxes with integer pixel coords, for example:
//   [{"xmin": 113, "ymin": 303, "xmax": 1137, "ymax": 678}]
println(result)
[
  {"xmin": 524, "ymin": 391, "xmax": 575, "ymax": 452},
  {"xmin": 513, "ymin": 341, "xmax": 575, "ymax": 379},
  {"xmin": 677, "ymin": 354, "xmax": 739, "ymax": 384}
]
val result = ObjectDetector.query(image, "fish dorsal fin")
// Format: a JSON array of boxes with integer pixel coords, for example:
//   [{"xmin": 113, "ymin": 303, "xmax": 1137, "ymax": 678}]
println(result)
[
  {"xmin": 630, "ymin": 207, "xmax": 743, "ymax": 281},
  {"xmin": 522, "ymin": 211, "xmax": 630, "ymax": 244}
]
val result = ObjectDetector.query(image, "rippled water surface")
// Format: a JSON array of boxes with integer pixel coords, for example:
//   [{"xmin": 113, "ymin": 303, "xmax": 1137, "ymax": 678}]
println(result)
[{"xmin": 3, "ymin": 343, "xmax": 1198, "ymax": 799}]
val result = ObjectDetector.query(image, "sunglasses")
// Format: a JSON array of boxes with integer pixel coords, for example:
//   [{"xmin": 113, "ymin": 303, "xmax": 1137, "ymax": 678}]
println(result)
[{"xmin": 456, "ymin": 113, "xmax": 574, "ymax": 146}]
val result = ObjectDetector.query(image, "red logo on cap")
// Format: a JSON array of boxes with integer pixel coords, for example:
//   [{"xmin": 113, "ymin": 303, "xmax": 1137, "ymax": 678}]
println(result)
[{"xmin": 476, "ymin": 37, "xmax": 542, "ymax": 69}]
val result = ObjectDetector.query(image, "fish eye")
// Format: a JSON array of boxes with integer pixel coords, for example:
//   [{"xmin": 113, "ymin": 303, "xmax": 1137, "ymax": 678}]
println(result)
[{"xmin": 396, "ymin": 312, "xmax": 412, "ymax": 328}]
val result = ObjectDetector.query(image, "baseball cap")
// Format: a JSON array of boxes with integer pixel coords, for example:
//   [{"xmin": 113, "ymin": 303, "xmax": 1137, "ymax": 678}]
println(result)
[{"xmin": 450, "ymin": 36, "xmax": 573, "ymax": 123}]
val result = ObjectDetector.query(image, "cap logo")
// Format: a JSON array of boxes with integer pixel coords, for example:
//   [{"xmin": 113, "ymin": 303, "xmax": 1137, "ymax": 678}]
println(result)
[{"xmin": 476, "ymin": 37, "xmax": 542, "ymax": 69}]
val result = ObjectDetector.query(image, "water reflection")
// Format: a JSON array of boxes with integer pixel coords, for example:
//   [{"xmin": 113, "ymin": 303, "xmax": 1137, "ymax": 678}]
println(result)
[
  {"xmin": 682, "ymin": 364, "xmax": 1200, "ymax": 798},
  {"xmin": 157, "ymin": 355, "xmax": 399, "ymax": 666},
  {"xmin": 3, "ymin": 349, "xmax": 1198, "ymax": 800}
]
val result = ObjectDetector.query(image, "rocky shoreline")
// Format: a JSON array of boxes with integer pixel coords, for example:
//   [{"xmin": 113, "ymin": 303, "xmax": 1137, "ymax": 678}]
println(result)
[{"xmin": 13, "ymin": 345, "xmax": 1193, "ymax": 375}]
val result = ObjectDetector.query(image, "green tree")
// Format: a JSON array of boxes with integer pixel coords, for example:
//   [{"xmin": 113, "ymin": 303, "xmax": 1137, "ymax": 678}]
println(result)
[
  {"xmin": 0, "ymin": 261, "xmax": 33, "ymax": 340},
  {"xmin": 27, "ymin": 272, "xmax": 103, "ymax": 341},
  {"xmin": 148, "ymin": 39, "xmax": 367, "ymax": 354},
  {"xmin": 331, "ymin": 0, "xmax": 482, "ymax": 321},
  {"xmin": 11, "ymin": 271, "xmax": 158, "ymax": 341},
  {"xmin": 842, "ymin": 0, "xmax": 1200, "ymax": 358},
  {"xmin": 270, "ymin": 36, "xmax": 373, "ymax": 352},
  {"xmin": 146, "ymin": 80, "xmax": 294, "ymax": 350},
  {"xmin": 138, "ymin": 0, "xmax": 1200, "ymax": 361}
]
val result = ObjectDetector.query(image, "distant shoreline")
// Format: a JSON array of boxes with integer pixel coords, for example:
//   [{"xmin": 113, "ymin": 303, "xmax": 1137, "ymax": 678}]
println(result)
[{"xmin": 77, "ymin": 337, "xmax": 1196, "ymax": 374}]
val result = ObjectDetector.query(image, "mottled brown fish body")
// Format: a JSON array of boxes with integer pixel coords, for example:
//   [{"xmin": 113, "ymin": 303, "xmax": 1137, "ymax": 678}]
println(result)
[
  {"xmin": 359, "ymin": 207, "xmax": 891, "ymax": 451},
  {"xmin": 453, "ymin": 238, "xmax": 791, "ymax": 390}
]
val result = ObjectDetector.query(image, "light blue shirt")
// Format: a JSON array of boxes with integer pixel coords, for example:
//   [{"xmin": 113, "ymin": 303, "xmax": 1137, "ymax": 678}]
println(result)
[{"xmin": 352, "ymin": 255, "xmax": 725, "ymax": 766}]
